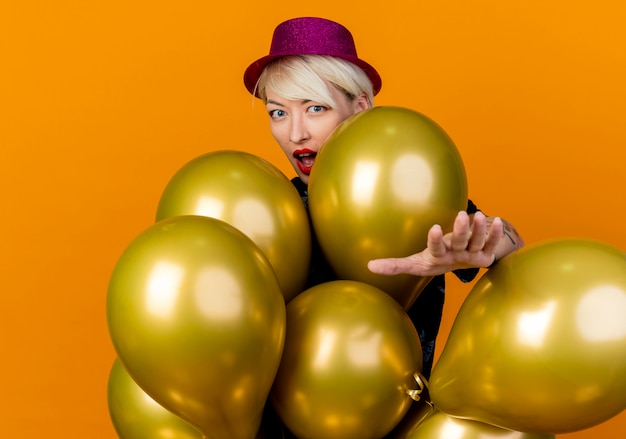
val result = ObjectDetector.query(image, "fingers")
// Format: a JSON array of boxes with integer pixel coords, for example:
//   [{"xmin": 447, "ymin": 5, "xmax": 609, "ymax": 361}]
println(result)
[
  {"xmin": 467, "ymin": 211, "xmax": 487, "ymax": 252},
  {"xmin": 451, "ymin": 211, "xmax": 471, "ymax": 251},
  {"xmin": 483, "ymin": 216, "xmax": 504, "ymax": 255},
  {"xmin": 368, "ymin": 258, "xmax": 406, "ymax": 275},
  {"xmin": 427, "ymin": 223, "xmax": 447, "ymax": 257}
]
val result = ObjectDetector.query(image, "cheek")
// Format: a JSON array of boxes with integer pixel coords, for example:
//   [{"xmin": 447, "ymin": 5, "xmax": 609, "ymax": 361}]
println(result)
[
  {"xmin": 313, "ymin": 117, "xmax": 344, "ymax": 141},
  {"xmin": 269, "ymin": 124, "xmax": 292, "ymax": 155},
  {"xmin": 269, "ymin": 123, "xmax": 286, "ymax": 144},
  {"xmin": 332, "ymin": 105, "xmax": 359, "ymax": 128}
]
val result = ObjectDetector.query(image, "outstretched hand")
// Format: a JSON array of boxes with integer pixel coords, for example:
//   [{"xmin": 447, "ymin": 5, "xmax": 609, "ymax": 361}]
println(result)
[{"xmin": 367, "ymin": 211, "xmax": 504, "ymax": 277}]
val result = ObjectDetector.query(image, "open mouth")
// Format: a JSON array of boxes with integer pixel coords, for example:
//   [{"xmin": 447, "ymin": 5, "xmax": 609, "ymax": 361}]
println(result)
[{"xmin": 294, "ymin": 149, "xmax": 317, "ymax": 175}]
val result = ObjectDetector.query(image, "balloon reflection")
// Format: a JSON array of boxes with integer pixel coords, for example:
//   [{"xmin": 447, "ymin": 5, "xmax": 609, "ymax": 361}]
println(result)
[
  {"xmin": 311, "ymin": 327, "xmax": 337, "ymax": 370},
  {"xmin": 193, "ymin": 267, "xmax": 243, "ymax": 321},
  {"xmin": 308, "ymin": 322, "xmax": 388, "ymax": 372},
  {"xmin": 346, "ymin": 325, "xmax": 383, "ymax": 368},
  {"xmin": 576, "ymin": 285, "xmax": 626, "ymax": 342},
  {"xmin": 146, "ymin": 261, "xmax": 184, "ymax": 318},
  {"xmin": 231, "ymin": 198, "xmax": 275, "ymax": 238},
  {"xmin": 195, "ymin": 195, "xmax": 224, "ymax": 218},
  {"xmin": 516, "ymin": 301, "xmax": 556, "ymax": 347},
  {"xmin": 351, "ymin": 161, "xmax": 380, "ymax": 207},
  {"xmin": 195, "ymin": 195, "xmax": 280, "ymax": 239},
  {"xmin": 390, "ymin": 154, "xmax": 433, "ymax": 205}
]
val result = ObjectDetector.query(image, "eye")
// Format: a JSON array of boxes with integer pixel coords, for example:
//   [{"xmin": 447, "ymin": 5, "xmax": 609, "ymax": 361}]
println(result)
[
  {"xmin": 308, "ymin": 105, "xmax": 326, "ymax": 113},
  {"xmin": 269, "ymin": 109, "xmax": 286, "ymax": 119}
]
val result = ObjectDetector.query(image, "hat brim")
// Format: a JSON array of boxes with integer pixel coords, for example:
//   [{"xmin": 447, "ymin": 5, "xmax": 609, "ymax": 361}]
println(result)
[{"xmin": 244, "ymin": 54, "xmax": 382, "ymax": 98}]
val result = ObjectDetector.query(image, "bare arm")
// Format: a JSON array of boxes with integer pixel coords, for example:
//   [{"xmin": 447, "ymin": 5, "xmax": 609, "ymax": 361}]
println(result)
[{"xmin": 367, "ymin": 211, "xmax": 524, "ymax": 277}]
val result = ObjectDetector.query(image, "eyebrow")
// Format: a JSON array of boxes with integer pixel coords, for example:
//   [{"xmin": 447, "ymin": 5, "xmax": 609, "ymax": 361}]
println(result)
[{"xmin": 266, "ymin": 99, "xmax": 312, "ymax": 107}]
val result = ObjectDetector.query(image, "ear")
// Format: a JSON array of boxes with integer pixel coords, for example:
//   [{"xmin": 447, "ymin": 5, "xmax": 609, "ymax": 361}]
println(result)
[{"xmin": 353, "ymin": 93, "xmax": 372, "ymax": 112}]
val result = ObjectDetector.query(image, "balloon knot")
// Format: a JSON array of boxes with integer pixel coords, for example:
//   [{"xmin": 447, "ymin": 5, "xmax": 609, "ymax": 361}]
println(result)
[{"xmin": 406, "ymin": 372, "xmax": 430, "ymax": 402}]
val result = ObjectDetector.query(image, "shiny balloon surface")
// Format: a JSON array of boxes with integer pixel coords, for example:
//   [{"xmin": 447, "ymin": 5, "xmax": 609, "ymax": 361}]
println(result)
[
  {"xmin": 383, "ymin": 399, "xmax": 436, "ymax": 439},
  {"xmin": 271, "ymin": 280, "xmax": 423, "ymax": 439},
  {"xmin": 399, "ymin": 409, "xmax": 555, "ymax": 439},
  {"xmin": 107, "ymin": 358, "xmax": 204, "ymax": 439},
  {"xmin": 156, "ymin": 150, "xmax": 310, "ymax": 302},
  {"xmin": 107, "ymin": 215, "xmax": 286, "ymax": 439},
  {"xmin": 308, "ymin": 106, "xmax": 467, "ymax": 309},
  {"xmin": 429, "ymin": 238, "xmax": 626, "ymax": 434}
]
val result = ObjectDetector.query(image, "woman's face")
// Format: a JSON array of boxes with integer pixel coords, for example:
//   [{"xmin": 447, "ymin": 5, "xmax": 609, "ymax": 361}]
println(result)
[{"xmin": 265, "ymin": 85, "xmax": 370, "ymax": 184}]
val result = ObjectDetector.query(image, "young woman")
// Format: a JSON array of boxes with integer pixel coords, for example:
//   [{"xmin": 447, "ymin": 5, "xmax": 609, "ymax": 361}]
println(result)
[{"xmin": 244, "ymin": 16, "xmax": 524, "ymax": 378}]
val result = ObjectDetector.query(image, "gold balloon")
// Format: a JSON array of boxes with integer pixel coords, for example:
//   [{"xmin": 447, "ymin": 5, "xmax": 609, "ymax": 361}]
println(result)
[
  {"xmin": 397, "ymin": 409, "xmax": 555, "ymax": 439},
  {"xmin": 270, "ymin": 280, "xmax": 423, "ymax": 439},
  {"xmin": 429, "ymin": 238, "xmax": 626, "ymax": 434},
  {"xmin": 107, "ymin": 215, "xmax": 286, "ymax": 439},
  {"xmin": 383, "ymin": 399, "xmax": 436, "ymax": 439},
  {"xmin": 107, "ymin": 358, "xmax": 204, "ymax": 439},
  {"xmin": 156, "ymin": 150, "xmax": 311, "ymax": 302},
  {"xmin": 308, "ymin": 106, "xmax": 468, "ymax": 309}
]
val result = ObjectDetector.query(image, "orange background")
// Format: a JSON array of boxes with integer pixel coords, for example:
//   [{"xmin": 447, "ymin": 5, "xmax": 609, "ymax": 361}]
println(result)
[{"xmin": 1, "ymin": 1, "xmax": 625, "ymax": 437}]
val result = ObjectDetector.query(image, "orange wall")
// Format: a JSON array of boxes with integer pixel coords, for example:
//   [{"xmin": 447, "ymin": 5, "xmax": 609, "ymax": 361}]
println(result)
[{"xmin": 1, "ymin": 1, "xmax": 624, "ymax": 437}]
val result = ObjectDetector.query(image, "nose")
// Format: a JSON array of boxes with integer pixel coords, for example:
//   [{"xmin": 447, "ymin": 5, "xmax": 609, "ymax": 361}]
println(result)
[{"xmin": 289, "ymin": 114, "xmax": 310, "ymax": 144}]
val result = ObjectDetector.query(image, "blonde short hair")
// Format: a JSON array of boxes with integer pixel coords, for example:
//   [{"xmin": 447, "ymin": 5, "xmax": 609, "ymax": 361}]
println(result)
[{"xmin": 256, "ymin": 55, "xmax": 374, "ymax": 107}]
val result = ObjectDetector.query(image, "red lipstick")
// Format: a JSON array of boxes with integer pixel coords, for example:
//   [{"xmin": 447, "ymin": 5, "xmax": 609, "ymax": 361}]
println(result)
[{"xmin": 293, "ymin": 148, "xmax": 317, "ymax": 175}]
